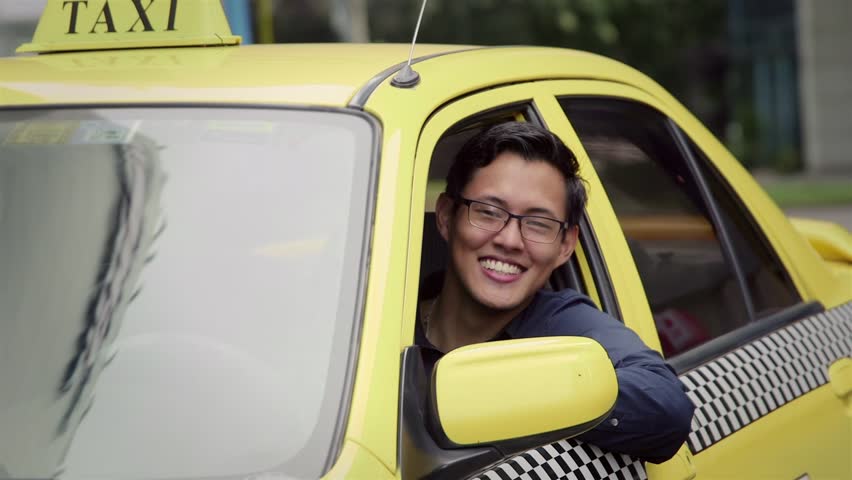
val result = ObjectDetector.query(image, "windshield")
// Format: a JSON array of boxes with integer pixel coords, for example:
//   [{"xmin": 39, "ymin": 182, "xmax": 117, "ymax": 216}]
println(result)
[{"xmin": 0, "ymin": 107, "xmax": 375, "ymax": 480}]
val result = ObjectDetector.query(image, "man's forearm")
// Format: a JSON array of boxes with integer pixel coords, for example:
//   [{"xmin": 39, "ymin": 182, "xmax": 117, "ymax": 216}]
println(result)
[{"xmin": 578, "ymin": 362, "xmax": 695, "ymax": 463}]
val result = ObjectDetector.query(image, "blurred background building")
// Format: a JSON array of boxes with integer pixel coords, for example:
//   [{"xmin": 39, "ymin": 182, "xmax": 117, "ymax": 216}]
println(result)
[{"xmin": 1, "ymin": 0, "xmax": 849, "ymax": 174}]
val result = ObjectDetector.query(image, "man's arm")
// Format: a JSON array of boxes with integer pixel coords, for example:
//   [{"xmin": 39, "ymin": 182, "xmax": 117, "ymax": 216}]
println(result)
[
  {"xmin": 545, "ymin": 301, "xmax": 695, "ymax": 463},
  {"xmin": 576, "ymin": 345, "xmax": 694, "ymax": 463}
]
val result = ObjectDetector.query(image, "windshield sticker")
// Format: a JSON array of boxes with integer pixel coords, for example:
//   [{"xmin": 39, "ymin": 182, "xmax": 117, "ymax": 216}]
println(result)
[
  {"xmin": 4, "ymin": 121, "xmax": 78, "ymax": 145},
  {"xmin": 72, "ymin": 120, "xmax": 140, "ymax": 144},
  {"xmin": 3, "ymin": 120, "xmax": 139, "ymax": 145}
]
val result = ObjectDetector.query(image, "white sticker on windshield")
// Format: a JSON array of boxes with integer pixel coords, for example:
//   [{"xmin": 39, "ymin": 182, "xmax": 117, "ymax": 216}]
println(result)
[{"xmin": 72, "ymin": 120, "xmax": 140, "ymax": 145}]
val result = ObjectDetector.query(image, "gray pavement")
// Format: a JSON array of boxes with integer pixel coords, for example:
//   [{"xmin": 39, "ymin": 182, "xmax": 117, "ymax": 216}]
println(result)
[{"xmin": 784, "ymin": 205, "xmax": 852, "ymax": 231}]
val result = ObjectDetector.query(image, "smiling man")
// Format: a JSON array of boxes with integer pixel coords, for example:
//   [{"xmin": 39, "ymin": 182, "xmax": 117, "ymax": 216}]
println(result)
[{"xmin": 417, "ymin": 122, "xmax": 695, "ymax": 463}]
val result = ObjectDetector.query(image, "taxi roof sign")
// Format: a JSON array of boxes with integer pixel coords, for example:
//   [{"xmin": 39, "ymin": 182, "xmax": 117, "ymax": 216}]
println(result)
[{"xmin": 17, "ymin": 0, "xmax": 241, "ymax": 54}]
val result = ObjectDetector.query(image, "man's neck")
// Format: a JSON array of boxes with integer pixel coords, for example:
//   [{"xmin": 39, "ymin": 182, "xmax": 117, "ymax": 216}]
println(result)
[{"xmin": 426, "ymin": 271, "xmax": 531, "ymax": 352}]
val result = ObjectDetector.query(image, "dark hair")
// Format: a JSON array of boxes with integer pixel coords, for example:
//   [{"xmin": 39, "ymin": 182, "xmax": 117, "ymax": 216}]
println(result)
[{"xmin": 445, "ymin": 122, "xmax": 587, "ymax": 226}]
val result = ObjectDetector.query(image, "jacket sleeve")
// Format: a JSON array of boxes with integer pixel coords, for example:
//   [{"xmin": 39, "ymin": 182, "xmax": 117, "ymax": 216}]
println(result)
[{"xmin": 546, "ymin": 303, "xmax": 695, "ymax": 463}]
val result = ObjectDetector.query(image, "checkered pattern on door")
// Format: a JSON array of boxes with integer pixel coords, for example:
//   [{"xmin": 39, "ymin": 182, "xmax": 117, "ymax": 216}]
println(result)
[
  {"xmin": 470, "ymin": 438, "xmax": 646, "ymax": 480},
  {"xmin": 467, "ymin": 301, "xmax": 852, "ymax": 479},
  {"xmin": 682, "ymin": 301, "xmax": 852, "ymax": 453}
]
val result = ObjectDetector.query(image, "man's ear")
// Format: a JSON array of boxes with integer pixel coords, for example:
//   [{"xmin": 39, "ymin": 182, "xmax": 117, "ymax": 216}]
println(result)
[
  {"xmin": 435, "ymin": 193, "xmax": 455, "ymax": 242},
  {"xmin": 556, "ymin": 225, "xmax": 579, "ymax": 267}
]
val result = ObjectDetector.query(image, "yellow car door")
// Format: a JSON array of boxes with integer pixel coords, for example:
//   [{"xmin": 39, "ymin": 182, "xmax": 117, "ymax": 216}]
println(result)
[
  {"xmin": 536, "ymin": 79, "xmax": 852, "ymax": 480},
  {"xmin": 401, "ymin": 82, "xmax": 651, "ymax": 479}
]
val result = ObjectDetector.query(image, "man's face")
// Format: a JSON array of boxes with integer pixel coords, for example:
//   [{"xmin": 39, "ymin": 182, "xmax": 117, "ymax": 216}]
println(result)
[{"xmin": 437, "ymin": 151, "xmax": 579, "ymax": 312}]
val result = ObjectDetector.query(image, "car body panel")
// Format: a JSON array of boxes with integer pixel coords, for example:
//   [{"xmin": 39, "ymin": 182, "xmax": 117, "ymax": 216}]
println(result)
[
  {"xmin": 790, "ymin": 217, "xmax": 852, "ymax": 263},
  {"xmin": 321, "ymin": 440, "xmax": 395, "ymax": 480},
  {"xmin": 342, "ymin": 118, "xmax": 413, "ymax": 471},
  {"xmin": 677, "ymin": 302, "xmax": 852, "ymax": 480},
  {"xmin": 0, "ymin": 44, "xmax": 469, "ymax": 107}
]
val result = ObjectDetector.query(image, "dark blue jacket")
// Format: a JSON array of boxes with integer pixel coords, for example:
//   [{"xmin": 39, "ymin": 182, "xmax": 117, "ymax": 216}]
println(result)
[{"xmin": 415, "ymin": 288, "xmax": 695, "ymax": 463}]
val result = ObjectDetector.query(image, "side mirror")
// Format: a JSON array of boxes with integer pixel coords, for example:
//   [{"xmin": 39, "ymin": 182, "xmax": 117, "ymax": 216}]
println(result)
[
  {"xmin": 431, "ymin": 336, "xmax": 617, "ymax": 446},
  {"xmin": 790, "ymin": 217, "xmax": 852, "ymax": 263}
]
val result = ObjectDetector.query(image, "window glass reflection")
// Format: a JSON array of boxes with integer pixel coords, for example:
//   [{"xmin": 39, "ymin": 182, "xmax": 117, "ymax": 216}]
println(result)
[{"xmin": 0, "ymin": 108, "xmax": 373, "ymax": 479}]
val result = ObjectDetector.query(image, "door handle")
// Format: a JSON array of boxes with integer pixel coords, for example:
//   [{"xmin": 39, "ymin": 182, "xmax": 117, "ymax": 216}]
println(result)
[{"xmin": 645, "ymin": 444, "xmax": 696, "ymax": 480}]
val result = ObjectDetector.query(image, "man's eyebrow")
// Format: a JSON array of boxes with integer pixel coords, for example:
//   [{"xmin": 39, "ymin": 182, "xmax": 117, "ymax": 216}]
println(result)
[
  {"xmin": 525, "ymin": 207, "xmax": 561, "ymax": 218},
  {"xmin": 479, "ymin": 195, "xmax": 560, "ymax": 219},
  {"xmin": 479, "ymin": 195, "xmax": 509, "ymax": 207}
]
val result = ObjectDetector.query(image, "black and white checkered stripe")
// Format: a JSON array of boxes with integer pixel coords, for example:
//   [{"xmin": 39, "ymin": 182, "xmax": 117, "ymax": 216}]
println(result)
[
  {"xmin": 468, "ymin": 302, "xmax": 852, "ymax": 479},
  {"xmin": 471, "ymin": 438, "xmax": 646, "ymax": 480},
  {"xmin": 682, "ymin": 301, "xmax": 852, "ymax": 453}
]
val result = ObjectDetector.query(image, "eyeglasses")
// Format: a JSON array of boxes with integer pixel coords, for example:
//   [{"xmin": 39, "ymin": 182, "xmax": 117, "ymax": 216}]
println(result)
[{"xmin": 455, "ymin": 197, "xmax": 568, "ymax": 244}]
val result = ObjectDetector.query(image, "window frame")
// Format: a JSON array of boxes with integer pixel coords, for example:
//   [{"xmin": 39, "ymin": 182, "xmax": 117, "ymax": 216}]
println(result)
[
  {"xmin": 405, "ymin": 86, "xmax": 615, "ymax": 345},
  {"xmin": 417, "ymin": 100, "xmax": 609, "ymax": 304},
  {"xmin": 666, "ymin": 118, "xmax": 758, "ymax": 321},
  {"xmin": 399, "ymin": 83, "xmax": 622, "ymax": 479}
]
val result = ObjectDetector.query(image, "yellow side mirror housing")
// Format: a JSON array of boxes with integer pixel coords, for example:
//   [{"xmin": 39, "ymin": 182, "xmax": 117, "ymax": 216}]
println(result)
[
  {"xmin": 432, "ymin": 337, "xmax": 618, "ymax": 446},
  {"xmin": 790, "ymin": 217, "xmax": 852, "ymax": 263}
]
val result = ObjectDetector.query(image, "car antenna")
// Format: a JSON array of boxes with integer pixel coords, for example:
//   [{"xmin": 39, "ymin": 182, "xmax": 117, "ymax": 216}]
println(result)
[{"xmin": 391, "ymin": 0, "xmax": 429, "ymax": 88}]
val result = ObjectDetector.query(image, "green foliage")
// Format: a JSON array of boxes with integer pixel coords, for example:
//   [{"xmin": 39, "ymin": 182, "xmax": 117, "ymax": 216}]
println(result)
[
  {"xmin": 763, "ymin": 181, "xmax": 852, "ymax": 207},
  {"xmin": 261, "ymin": 0, "xmax": 802, "ymax": 173},
  {"xmin": 368, "ymin": 0, "xmax": 726, "ymax": 98},
  {"xmin": 268, "ymin": 1, "xmax": 337, "ymax": 42}
]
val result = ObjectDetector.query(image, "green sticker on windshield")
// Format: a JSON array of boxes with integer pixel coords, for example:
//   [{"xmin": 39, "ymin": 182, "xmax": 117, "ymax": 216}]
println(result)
[{"xmin": 3, "ymin": 120, "xmax": 139, "ymax": 145}]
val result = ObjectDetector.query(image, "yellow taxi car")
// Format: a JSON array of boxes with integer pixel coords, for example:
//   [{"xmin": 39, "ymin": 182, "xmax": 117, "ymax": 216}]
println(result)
[{"xmin": 2, "ymin": 1, "xmax": 851, "ymax": 479}]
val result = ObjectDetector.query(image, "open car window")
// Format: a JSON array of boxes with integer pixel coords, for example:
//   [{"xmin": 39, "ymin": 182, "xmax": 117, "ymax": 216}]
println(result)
[{"xmin": 559, "ymin": 97, "xmax": 802, "ymax": 364}]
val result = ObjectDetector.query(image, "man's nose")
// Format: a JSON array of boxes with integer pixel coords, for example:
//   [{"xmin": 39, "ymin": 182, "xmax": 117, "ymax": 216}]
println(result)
[{"xmin": 493, "ymin": 217, "xmax": 525, "ymax": 249}]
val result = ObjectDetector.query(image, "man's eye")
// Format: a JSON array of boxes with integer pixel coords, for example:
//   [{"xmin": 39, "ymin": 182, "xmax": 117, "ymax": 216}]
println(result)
[
  {"xmin": 525, "ymin": 219, "xmax": 556, "ymax": 231},
  {"xmin": 476, "ymin": 207, "xmax": 502, "ymax": 218}
]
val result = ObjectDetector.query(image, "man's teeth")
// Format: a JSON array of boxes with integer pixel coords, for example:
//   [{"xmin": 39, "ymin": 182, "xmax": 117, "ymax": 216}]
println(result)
[{"xmin": 480, "ymin": 259, "xmax": 522, "ymax": 274}]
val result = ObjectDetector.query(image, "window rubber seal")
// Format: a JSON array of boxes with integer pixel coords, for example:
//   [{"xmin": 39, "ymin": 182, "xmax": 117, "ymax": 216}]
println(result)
[
  {"xmin": 667, "ymin": 118, "xmax": 757, "ymax": 321},
  {"xmin": 576, "ymin": 214, "xmax": 623, "ymax": 320}
]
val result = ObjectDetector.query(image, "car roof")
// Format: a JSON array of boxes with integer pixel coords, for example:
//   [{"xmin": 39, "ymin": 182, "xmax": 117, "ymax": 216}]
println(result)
[{"xmin": 0, "ymin": 43, "xmax": 665, "ymax": 110}]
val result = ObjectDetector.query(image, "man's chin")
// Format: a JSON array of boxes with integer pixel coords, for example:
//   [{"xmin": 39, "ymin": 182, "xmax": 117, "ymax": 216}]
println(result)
[
  {"xmin": 456, "ymin": 272, "xmax": 534, "ymax": 313},
  {"xmin": 472, "ymin": 291, "xmax": 528, "ymax": 313}
]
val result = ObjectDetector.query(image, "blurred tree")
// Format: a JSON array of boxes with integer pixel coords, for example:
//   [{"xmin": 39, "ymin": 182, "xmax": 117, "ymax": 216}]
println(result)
[
  {"xmin": 258, "ymin": 0, "xmax": 727, "ymax": 121},
  {"xmin": 254, "ymin": 0, "xmax": 276, "ymax": 43},
  {"xmin": 262, "ymin": 0, "xmax": 369, "ymax": 43},
  {"xmin": 259, "ymin": 1, "xmax": 809, "ymax": 170},
  {"xmin": 268, "ymin": 0, "xmax": 338, "ymax": 42},
  {"xmin": 330, "ymin": 0, "xmax": 370, "ymax": 42},
  {"xmin": 369, "ymin": 0, "xmax": 728, "ymax": 133}
]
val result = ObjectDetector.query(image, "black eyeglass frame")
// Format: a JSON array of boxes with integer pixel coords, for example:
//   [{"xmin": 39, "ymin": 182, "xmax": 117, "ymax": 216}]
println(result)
[{"xmin": 454, "ymin": 196, "xmax": 570, "ymax": 244}]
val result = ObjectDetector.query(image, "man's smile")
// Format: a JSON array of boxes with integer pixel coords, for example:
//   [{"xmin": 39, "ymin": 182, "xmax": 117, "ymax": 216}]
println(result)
[{"xmin": 479, "ymin": 256, "xmax": 527, "ymax": 282}]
